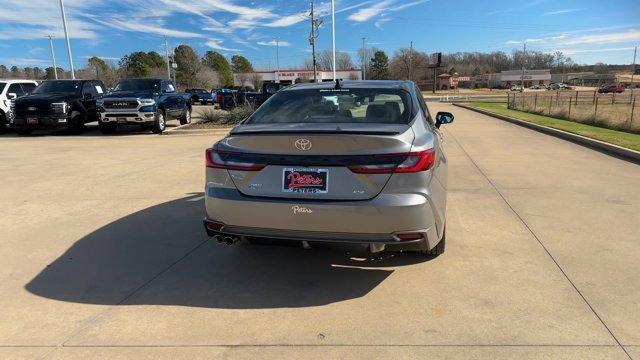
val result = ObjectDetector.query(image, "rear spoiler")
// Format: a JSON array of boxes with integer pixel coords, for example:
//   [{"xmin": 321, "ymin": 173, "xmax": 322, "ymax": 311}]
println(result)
[{"xmin": 230, "ymin": 124, "xmax": 409, "ymax": 136}]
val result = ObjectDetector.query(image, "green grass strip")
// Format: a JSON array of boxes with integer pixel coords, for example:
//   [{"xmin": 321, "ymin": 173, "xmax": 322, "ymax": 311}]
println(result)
[{"xmin": 466, "ymin": 102, "xmax": 640, "ymax": 152}]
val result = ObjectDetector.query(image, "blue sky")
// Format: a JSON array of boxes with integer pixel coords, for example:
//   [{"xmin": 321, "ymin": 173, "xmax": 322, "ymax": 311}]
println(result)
[{"xmin": 1, "ymin": 0, "xmax": 639, "ymax": 71}]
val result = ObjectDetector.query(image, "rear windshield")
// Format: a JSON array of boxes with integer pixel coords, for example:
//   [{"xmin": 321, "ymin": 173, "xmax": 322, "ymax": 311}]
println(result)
[
  {"xmin": 32, "ymin": 81, "xmax": 81, "ymax": 95},
  {"xmin": 246, "ymin": 88, "xmax": 413, "ymax": 125}
]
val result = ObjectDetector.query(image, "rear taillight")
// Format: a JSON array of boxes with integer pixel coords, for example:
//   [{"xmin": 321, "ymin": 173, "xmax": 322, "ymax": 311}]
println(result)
[
  {"xmin": 348, "ymin": 149, "xmax": 436, "ymax": 174},
  {"xmin": 205, "ymin": 148, "xmax": 265, "ymax": 171}
]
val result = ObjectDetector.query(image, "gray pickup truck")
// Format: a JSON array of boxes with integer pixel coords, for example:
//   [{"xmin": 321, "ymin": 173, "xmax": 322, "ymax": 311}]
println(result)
[{"xmin": 98, "ymin": 78, "xmax": 191, "ymax": 134}]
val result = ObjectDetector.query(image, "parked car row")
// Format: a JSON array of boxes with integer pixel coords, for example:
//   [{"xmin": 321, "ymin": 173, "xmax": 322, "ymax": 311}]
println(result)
[{"xmin": 4, "ymin": 78, "xmax": 192, "ymax": 135}]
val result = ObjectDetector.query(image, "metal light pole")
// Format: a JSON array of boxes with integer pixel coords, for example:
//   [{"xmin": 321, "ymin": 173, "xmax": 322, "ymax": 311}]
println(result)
[
  {"xmin": 331, "ymin": 0, "xmax": 336, "ymax": 81},
  {"xmin": 362, "ymin": 37, "xmax": 366, "ymax": 80},
  {"xmin": 631, "ymin": 46, "xmax": 637, "ymax": 93},
  {"xmin": 164, "ymin": 36, "xmax": 171, "ymax": 80},
  {"xmin": 408, "ymin": 41, "xmax": 413, "ymax": 81},
  {"xmin": 47, "ymin": 35, "xmax": 58, "ymax": 79},
  {"xmin": 274, "ymin": 37, "xmax": 280, "ymax": 83},
  {"xmin": 309, "ymin": 1, "xmax": 323, "ymax": 83},
  {"xmin": 520, "ymin": 42, "xmax": 526, "ymax": 92},
  {"xmin": 58, "ymin": 0, "xmax": 75, "ymax": 79}
]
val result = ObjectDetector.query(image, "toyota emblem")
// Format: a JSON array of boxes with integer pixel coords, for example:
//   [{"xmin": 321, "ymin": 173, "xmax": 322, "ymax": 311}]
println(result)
[
  {"xmin": 27, "ymin": 107, "xmax": 37, "ymax": 111},
  {"xmin": 294, "ymin": 138, "xmax": 312, "ymax": 151}
]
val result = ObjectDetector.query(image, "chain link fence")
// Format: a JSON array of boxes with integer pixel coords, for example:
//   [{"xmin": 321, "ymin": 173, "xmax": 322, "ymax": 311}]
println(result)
[{"xmin": 507, "ymin": 90, "xmax": 640, "ymax": 133}]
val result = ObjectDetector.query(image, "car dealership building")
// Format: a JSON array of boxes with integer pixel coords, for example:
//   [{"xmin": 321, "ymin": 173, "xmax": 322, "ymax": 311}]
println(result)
[{"xmin": 234, "ymin": 69, "xmax": 362, "ymax": 88}]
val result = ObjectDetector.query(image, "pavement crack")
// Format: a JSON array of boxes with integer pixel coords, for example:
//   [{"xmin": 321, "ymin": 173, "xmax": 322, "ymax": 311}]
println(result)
[{"xmin": 444, "ymin": 124, "xmax": 633, "ymax": 360}]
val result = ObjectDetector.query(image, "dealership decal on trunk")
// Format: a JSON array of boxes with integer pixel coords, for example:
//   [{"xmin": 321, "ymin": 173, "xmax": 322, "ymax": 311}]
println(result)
[
  {"xmin": 291, "ymin": 205, "xmax": 313, "ymax": 214},
  {"xmin": 282, "ymin": 168, "xmax": 328, "ymax": 194}
]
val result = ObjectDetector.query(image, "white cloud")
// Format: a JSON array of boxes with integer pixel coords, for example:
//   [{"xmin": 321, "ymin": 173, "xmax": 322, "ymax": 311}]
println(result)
[
  {"xmin": 206, "ymin": 39, "xmax": 240, "ymax": 52},
  {"xmin": 374, "ymin": 18, "xmax": 391, "ymax": 30},
  {"xmin": 560, "ymin": 30, "xmax": 640, "ymax": 45},
  {"xmin": 347, "ymin": 0, "xmax": 428, "ymax": 22},
  {"xmin": 88, "ymin": 15, "xmax": 204, "ymax": 38},
  {"xmin": 553, "ymin": 47, "xmax": 636, "ymax": 56},
  {"xmin": 257, "ymin": 40, "xmax": 292, "ymax": 47},
  {"xmin": 0, "ymin": 57, "xmax": 50, "ymax": 66},
  {"xmin": 348, "ymin": 0, "xmax": 395, "ymax": 22},
  {"xmin": 265, "ymin": 12, "xmax": 308, "ymax": 27},
  {"xmin": 543, "ymin": 8, "xmax": 582, "ymax": 16}
]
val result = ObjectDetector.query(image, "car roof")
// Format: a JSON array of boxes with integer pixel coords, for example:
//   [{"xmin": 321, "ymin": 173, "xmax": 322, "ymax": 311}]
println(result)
[
  {"xmin": 284, "ymin": 80, "xmax": 415, "ymax": 92},
  {"xmin": 0, "ymin": 79, "xmax": 39, "ymax": 83},
  {"xmin": 124, "ymin": 78, "xmax": 166, "ymax": 81}
]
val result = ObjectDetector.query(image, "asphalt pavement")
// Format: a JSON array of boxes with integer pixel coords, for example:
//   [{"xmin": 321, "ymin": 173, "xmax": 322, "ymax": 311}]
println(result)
[{"xmin": 0, "ymin": 104, "xmax": 638, "ymax": 359}]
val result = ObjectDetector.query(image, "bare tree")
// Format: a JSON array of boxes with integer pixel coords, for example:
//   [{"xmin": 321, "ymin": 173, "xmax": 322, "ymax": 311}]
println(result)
[
  {"xmin": 250, "ymin": 73, "xmax": 263, "ymax": 90},
  {"xmin": 304, "ymin": 50, "xmax": 353, "ymax": 70},
  {"xmin": 194, "ymin": 67, "xmax": 219, "ymax": 89}
]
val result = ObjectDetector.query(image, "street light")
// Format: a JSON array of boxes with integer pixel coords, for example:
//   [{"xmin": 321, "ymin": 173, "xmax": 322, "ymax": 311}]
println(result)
[
  {"xmin": 46, "ymin": 35, "xmax": 58, "ymax": 79},
  {"xmin": 58, "ymin": 0, "xmax": 75, "ymax": 79},
  {"xmin": 274, "ymin": 37, "xmax": 280, "ymax": 83},
  {"xmin": 331, "ymin": 0, "xmax": 336, "ymax": 81}
]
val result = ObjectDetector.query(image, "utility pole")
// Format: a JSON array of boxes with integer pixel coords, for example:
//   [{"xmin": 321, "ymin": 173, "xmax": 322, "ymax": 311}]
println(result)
[
  {"xmin": 331, "ymin": 0, "xmax": 336, "ymax": 81},
  {"xmin": 309, "ymin": 1, "xmax": 323, "ymax": 82},
  {"xmin": 520, "ymin": 42, "xmax": 526, "ymax": 93},
  {"xmin": 59, "ymin": 0, "xmax": 75, "ymax": 79},
  {"xmin": 361, "ymin": 37, "xmax": 367, "ymax": 80},
  {"xmin": 274, "ymin": 37, "xmax": 280, "ymax": 83},
  {"xmin": 631, "ymin": 46, "xmax": 637, "ymax": 93},
  {"xmin": 47, "ymin": 35, "xmax": 58, "ymax": 79},
  {"xmin": 164, "ymin": 36, "xmax": 171, "ymax": 80},
  {"xmin": 408, "ymin": 41, "xmax": 413, "ymax": 81}
]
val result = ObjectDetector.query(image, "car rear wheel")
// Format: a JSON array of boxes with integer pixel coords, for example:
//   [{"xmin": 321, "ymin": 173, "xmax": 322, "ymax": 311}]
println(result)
[
  {"xmin": 99, "ymin": 122, "xmax": 117, "ymax": 134},
  {"xmin": 152, "ymin": 109, "xmax": 166, "ymax": 134},
  {"xmin": 179, "ymin": 106, "xmax": 191, "ymax": 125},
  {"xmin": 421, "ymin": 226, "xmax": 445, "ymax": 256},
  {"xmin": 68, "ymin": 112, "xmax": 85, "ymax": 133}
]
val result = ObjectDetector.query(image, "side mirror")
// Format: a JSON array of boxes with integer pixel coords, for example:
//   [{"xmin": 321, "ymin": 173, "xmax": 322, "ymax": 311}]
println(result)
[
  {"xmin": 7, "ymin": 93, "xmax": 17, "ymax": 100},
  {"xmin": 83, "ymin": 93, "xmax": 93, "ymax": 100},
  {"xmin": 435, "ymin": 111, "xmax": 454, "ymax": 128}
]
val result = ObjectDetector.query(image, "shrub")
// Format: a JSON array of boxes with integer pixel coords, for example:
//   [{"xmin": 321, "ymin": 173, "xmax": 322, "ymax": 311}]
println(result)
[{"xmin": 198, "ymin": 103, "xmax": 255, "ymax": 125}]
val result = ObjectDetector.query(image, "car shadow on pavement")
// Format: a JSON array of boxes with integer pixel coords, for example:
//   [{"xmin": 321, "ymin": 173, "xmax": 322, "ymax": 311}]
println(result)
[{"xmin": 25, "ymin": 195, "xmax": 433, "ymax": 309}]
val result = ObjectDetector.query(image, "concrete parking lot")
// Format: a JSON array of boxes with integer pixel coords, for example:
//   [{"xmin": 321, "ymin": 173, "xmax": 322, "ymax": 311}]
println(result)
[{"xmin": 0, "ymin": 103, "xmax": 638, "ymax": 359}]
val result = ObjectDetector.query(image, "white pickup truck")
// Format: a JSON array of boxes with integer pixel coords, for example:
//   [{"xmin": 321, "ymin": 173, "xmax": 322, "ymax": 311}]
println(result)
[{"xmin": 0, "ymin": 80, "xmax": 38, "ymax": 132}]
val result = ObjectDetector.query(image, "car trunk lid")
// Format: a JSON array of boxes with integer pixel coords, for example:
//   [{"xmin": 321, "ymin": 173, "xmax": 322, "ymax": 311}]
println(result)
[{"xmin": 217, "ymin": 124, "xmax": 414, "ymax": 200}]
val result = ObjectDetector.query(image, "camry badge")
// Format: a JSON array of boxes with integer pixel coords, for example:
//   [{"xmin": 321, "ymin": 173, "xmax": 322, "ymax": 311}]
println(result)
[
  {"xmin": 294, "ymin": 138, "xmax": 312, "ymax": 151},
  {"xmin": 27, "ymin": 107, "xmax": 37, "ymax": 111}
]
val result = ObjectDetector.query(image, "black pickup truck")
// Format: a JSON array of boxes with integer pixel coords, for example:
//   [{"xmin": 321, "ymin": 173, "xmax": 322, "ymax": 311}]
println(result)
[
  {"xmin": 97, "ymin": 78, "xmax": 191, "ymax": 134},
  {"xmin": 217, "ymin": 82, "xmax": 286, "ymax": 110},
  {"xmin": 10, "ymin": 79, "xmax": 106, "ymax": 135}
]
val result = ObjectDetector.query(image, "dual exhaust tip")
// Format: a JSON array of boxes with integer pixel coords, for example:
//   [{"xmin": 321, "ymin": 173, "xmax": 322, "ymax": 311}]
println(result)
[{"xmin": 213, "ymin": 234, "xmax": 239, "ymax": 245}]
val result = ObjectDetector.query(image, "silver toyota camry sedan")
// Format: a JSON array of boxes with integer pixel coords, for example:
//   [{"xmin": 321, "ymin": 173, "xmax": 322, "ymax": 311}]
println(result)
[{"xmin": 203, "ymin": 80, "xmax": 453, "ymax": 255}]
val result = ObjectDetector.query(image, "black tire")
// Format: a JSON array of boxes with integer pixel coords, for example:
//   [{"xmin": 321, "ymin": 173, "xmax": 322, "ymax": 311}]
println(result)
[
  {"xmin": 420, "ymin": 226, "xmax": 445, "ymax": 256},
  {"xmin": 15, "ymin": 129, "xmax": 32, "ymax": 136},
  {"xmin": 179, "ymin": 106, "xmax": 192, "ymax": 125},
  {"xmin": 68, "ymin": 113, "xmax": 85, "ymax": 134},
  {"xmin": 0, "ymin": 112, "xmax": 7, "ymax": 134},
  {"xmin": 152, "ymin": 109, "xmax": 166, "ymax": 134},
  {"xmin": 99, "ymin": 122, "xmax": 117, "ymax": 134}
]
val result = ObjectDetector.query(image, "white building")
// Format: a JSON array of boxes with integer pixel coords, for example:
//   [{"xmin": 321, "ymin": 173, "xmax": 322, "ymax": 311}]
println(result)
[
  {"xmin": 500, "ymin": 69, "xmax": 551, "ymax": 87},
  {"xmin": 234, "ymin": 69, "xmax": 362, "ymax": 88}
]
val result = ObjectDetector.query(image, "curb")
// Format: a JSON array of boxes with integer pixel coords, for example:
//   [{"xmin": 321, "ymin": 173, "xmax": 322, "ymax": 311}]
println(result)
[
  {"xmin": 162, "ymin": 128, "xmax": 232, "ymax": 136},
  {"xmin": 453, "ymin": 103, "xmax": 640, "ymax": 165},
  {"xmin": 163, "ymin": 121, "xmax": 232, "ymax": 136}
]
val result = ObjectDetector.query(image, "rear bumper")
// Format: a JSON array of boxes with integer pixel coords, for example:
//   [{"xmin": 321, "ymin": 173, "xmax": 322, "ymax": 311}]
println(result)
[{"xmin": 204, "ymin": 186, "xmax": 440, "ymax": 251}]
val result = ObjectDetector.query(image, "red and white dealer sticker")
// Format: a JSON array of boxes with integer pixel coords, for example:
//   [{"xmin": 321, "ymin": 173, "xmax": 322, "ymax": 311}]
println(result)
[{"xmin": 282, "ymin": 168, "xmax": 329, "ymax": 194}]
